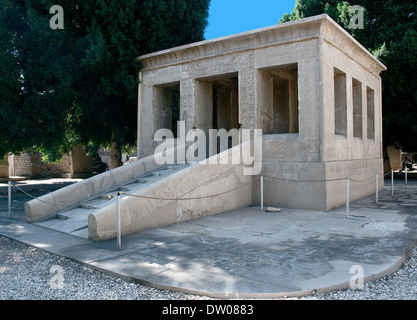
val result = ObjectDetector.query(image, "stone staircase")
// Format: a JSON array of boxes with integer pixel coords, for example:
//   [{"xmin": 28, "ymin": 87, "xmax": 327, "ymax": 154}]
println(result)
[
  {"xmin": 26, "ymin": 141, "xmax": 255, "ymax": 241},
  {"xmin": 34, "ymin": 164, "xmax": 189, "ymax": 239}
]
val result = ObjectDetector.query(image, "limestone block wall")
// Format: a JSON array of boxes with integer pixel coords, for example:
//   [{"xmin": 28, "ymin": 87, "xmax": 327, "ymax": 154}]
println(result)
[
  {"xmin": 318, "ymin": 19, "xmax": 386, "ymax": 210},
  {"xmin": 324, "ymin": 158, "xmax": 384, "ymax": 210},
  {"xmin": 387, "ymin": 146, "xmax": 402, "ymax": 171},
  {"xmin": 13, "ymin": 151, "xmax": 70, "ymax": 178},
  {"xmin": 0, "ymin": 156, "xmax": 8, "ymax": 178},
  {"xmin": 7, "ymin": 146, "xmax": 98, "ymax": 179},
  {"xmin": 71, "ymin": 145, "xmax": 95, "ymax": 174},
  {"xmin": 251, "ymin": 38, "xmax": 325, "ymax": 210},
  {"xmin": 251, "ymin": 134, "xmax": 327, "ymax": 210}
]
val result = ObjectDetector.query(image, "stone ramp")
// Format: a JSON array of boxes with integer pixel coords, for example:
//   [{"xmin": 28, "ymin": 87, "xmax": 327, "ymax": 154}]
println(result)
[
  {"xmin": 87, "ymin": 141, "xmax": 254, "ymax": 241},
  {"xmin": 26, "ymin": 141, "xmax": 255, "ymax": 242},
  {"xmin": 34, "ymin": 164, "xmax": 188, "ymax": 239},
  {"xmin": 25, "ymin": 145, "xmax": 186, "ymax": 224}
]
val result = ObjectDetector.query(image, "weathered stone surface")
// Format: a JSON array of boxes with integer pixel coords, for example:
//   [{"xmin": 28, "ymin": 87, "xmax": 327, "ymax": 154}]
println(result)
[
  {"xmin": 137, "ymin": 14, "xmax": 386, "ymax": 212},
  {"xmin": 88, "ymin": 142, "xmax": 253, "ymax": 241},
  {"xmin": 24, "ymin": 153, "xmax": 167, "ymax": 223},
  {"xmin": 25, "ymin": 14, "xmax": 387, "ymax": 241}
]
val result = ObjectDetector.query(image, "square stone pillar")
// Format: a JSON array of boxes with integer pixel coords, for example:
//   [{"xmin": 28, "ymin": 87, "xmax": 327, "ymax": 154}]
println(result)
[
  {"xmin": 239, "ymin": 67, "xmax": 257, "ymax": 135},
  {"xmin": 194, "ymin": 80, "xmax": 213, "ymax": 134},
  {"xmin": 180, "ymin": 79, "xmax": 196, "ymax": 134},
  {"xmin": 256, "ymin": 70, "xmax": 274, "ymax": 134},
  {"xmin": 138, "ymin": 84, "xmax": 156, "ymax": 158},
  {"xmin": 298, "ymin": 60, "xmax": 321, "ymax": 161}
]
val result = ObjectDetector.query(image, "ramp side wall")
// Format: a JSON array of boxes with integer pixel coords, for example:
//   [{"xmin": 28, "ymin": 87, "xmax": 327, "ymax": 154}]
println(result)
[
  {"xmin": 88, "ymin": 142, "xmax": 254, "ymax": 241},
  {"xmin": 24, "ymin": 148, "xmax": 181, "ymax": 223}
]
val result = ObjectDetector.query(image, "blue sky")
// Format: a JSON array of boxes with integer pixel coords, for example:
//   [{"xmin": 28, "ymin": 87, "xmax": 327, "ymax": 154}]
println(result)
[{"xmin": 204, "ymin": 0, "xmax": 296, "ymax": 40}]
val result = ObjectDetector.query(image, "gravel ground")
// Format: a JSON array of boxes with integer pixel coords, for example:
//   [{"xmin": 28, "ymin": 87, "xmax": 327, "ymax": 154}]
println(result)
[
  {"xmin": 1, "ymin": 234, "xmax": 417, "ymax": 300},
  {"xmin": 309, "ymin": 245, "xmax": 417, "ymax": 300},
  {"xmin": 0, "ymin": 236, "xmax": 212, "ymax": 300}
]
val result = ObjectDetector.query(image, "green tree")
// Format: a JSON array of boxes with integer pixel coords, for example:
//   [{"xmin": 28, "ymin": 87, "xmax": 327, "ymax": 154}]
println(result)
[
  {"xmin": 0, "ymin": 0, "xmax": 84, "ymax": 162},
  {"xmin": 76, "ymin": 0, "xmax": 210, "ymax": 168},
  {"xmin": 0, "ymin": 0, "xmax": 210, "ymax": 168},
  {"xmin": 281, "ymin": 0, "xmax": 417, "ymax": 153}
]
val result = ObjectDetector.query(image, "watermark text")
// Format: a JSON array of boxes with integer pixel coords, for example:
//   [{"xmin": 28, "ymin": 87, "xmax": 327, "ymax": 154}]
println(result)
[
  {"xmin": 154, "ymin": 121, "xmax": 263, "ymax": 176},
  {"xmin": 49, "ymin": 5, "xmax": 64, "ymax": 30}
]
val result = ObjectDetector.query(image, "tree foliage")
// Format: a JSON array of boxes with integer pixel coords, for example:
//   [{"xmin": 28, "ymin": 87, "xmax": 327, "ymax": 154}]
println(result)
[
  {"xmin": 0, "ymin": 0, "xmax": 210, "ymax": 166},
  {"xmin": 0, "ymin": 0, "xmax": 83, "ymax": 162},
  {"xmin": 281, "ymin": 0, "xmax": 417, "ymax": 152}
]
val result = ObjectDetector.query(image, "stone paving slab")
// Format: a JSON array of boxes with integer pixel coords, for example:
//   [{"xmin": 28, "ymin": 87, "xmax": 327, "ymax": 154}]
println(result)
[{"xmin": 0, "ymin": 180, "xmax": 417, "ymax": 299}]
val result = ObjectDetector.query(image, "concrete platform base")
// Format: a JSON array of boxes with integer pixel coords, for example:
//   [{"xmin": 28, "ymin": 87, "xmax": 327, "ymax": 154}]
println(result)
[{"xmin": 1, "ymin": 181, "xmax": 417, "ymax": 299}]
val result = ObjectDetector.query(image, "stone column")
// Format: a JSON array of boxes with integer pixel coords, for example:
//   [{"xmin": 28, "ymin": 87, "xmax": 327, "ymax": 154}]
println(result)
[
  {"xmin": 137, "ymin": 74, "xmax": 143, "ymax": 159},
  {"xmin": 288, "ymin": 69, "xmax": 299, "ymax": 134},
  {"xmin": 239, "ymin": 67, "xmax": 257, "ymax": 138},
  {"xmin": 194, "ymin": 80, "xmax": 213, "ymax": 134},
  {"xmin": 256, "ymin": 70, "xmax": 273, "ymax": 134},
  {"xmin": 139, "ymin": 84, "xmax": 155, "ymax": 158},
  {"xmin": 298, "ymin": 60, "xmax": 321, "ymax": 161},
  {"xmin": 180, "ymin": 78, "xmax": 196, "ymax": 134},
  {"xmin": 230, "ymin": 87, "xmax": 239, "ymax": 130}
]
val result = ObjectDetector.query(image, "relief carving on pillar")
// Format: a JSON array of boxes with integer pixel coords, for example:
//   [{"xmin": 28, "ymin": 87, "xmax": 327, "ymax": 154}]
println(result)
[
  {"xmin": 180, "ymin": 79, "xmax": 195, "ymax": 131},
  {"xmin": 239, "ymin": 67, "xmax": 256, "ymax": 129}
]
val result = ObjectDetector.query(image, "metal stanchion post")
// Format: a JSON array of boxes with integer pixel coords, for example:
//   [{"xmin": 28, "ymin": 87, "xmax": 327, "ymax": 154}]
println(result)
[
  {"xmin": 260, "ymin": 176, "xmax": 264, "ymax": 211},
  {"xmin": 8, "ymin": 180, "xmax": 11, "ymax": 218},
  {"xmin": 391, "ymin": 171, "xmax": 394, "ymax": 197},
  {"xmin": 346, "ymin": 178, "xmax": 350, "ymax": 219},
  {"xmin": 376, "ymin": 173, "xmax": 379, "ymax": 204},
  {"xmin": 117, "ymin": 192, "xmax": 121, "ymax": 250},
  {"xmin": 405, "ymin": 167, "xmax": 408, "ymax": 189}
]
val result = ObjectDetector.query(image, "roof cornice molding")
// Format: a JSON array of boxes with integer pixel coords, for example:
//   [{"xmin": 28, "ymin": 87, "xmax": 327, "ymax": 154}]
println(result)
[
  {"xmin": 319, "ymin": 16, "xmax": 387, "ymax": 76},
  {"xmin": 138, "ymin": 14, "xmax": 386, "ymax": 75}
]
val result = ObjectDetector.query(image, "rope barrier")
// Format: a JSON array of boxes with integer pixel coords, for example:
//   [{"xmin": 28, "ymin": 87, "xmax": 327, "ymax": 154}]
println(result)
[
  {"xmin": 383, "ymin": 170, "xmax": 393, "ymax": 176},
  {"xmin": 11, "ymin": 182, "xmax": 82, "ymax": 208},
  {"xmin": 120, "ymin": 177, "xmax": 259, "ymax": 201},
  {"xmin": 9, "ymin": 177, "xmax": 258, "ymax": 205},
  {"xmin": 2, "ymin": 169, "xmax": 411, "ymax": 210},
  {"xmin": 12, "ymin": 183, "xmax": 43, "ymax": 200},
  {"xmin": 263, "ymin": 173, "xmax": 381, "ymax": 184}
]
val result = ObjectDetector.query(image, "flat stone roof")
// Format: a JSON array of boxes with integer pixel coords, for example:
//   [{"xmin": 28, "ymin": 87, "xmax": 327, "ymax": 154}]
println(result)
[{"xmin": 138, "ymin": 14, "xmax": 386, "ymax": 76}]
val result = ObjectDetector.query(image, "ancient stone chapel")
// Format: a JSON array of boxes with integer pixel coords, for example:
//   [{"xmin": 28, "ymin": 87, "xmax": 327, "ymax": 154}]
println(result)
[
  {"xmin": 25, "ymin": 14, "xmax": 387, "ymax": 241},
  {"xmin": 137, "ymin": 14, "xmax": 386, "ymax": 211}
]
